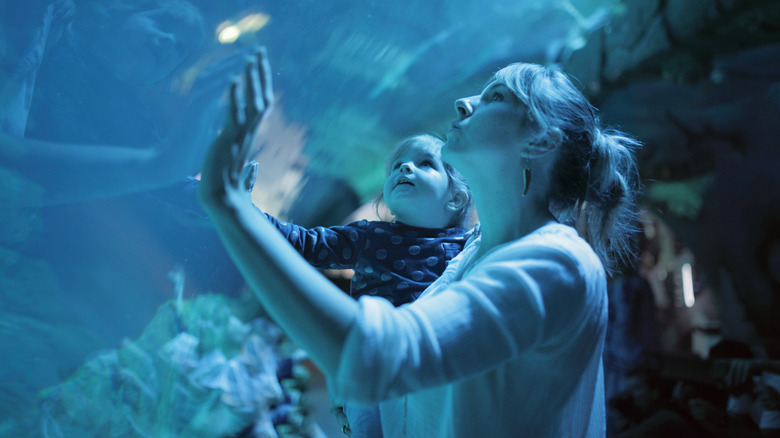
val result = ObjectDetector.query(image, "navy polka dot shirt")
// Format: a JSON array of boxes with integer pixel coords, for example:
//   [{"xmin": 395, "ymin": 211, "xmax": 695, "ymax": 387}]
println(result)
[{"xmin": 263, "ymin": 214, "xmax": 468, "ymax": 306}]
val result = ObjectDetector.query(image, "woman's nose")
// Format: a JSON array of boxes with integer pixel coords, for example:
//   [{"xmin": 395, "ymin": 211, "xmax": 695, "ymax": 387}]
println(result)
[{"xmin": 454, "ymin": 96, "xmax": 475, "ymax": 119}]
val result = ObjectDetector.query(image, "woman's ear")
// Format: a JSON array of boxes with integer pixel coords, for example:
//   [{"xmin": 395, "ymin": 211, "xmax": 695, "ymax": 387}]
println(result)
[
  {"xmin": 446, "ymin": 189, "xmax": 468, "ymax": 212},
  {"xmin": 523, "ymin": 127, "xmax": 562, "ymax": 158}
]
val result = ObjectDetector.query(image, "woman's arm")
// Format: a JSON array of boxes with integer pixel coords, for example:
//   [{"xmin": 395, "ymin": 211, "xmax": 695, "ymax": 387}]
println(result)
[
  {"xmin": 331, "ymin": 239, "xmax": 600, "ymax": 404},
  {"xmin": 198, "ymin": 48, "xmax": 358, "ymax": 374}
]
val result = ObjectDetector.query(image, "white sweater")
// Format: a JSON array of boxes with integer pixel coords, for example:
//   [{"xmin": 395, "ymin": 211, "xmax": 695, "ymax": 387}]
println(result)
[{"xmin": 330, "ymin": 223, "xmax": 607, "ymax": 437}]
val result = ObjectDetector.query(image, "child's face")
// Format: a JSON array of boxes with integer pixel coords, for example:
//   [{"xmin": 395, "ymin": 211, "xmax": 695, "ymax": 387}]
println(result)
[{"xmin": 383, "ymin": 141, "xmax": 456, "ymax": 228}]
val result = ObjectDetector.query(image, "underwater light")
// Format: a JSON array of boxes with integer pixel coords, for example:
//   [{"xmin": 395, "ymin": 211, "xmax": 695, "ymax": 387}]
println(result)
[
  {"xmin": 237, "ymin": 13, "xmax": 271, "ymax": 32},
  {"xmin": 218, "ymin": 25, "xmax": 241, "ymax": 43},
  {"xmin": 217, "ymin": 13, "xmax": 271, "ymax": 44},
  {"xmin": 682, "ymin": 263, "xmax": 695, "ymax": 307}
]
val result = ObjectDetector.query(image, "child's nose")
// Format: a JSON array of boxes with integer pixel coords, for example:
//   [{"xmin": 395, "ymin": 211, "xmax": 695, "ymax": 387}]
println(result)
[{"xmin": 400, "ymin": 163, "xmax": 413, "ymax": 173}]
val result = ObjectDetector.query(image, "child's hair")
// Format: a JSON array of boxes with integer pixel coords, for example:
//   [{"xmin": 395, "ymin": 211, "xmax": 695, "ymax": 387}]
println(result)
[
  {"xmin": 376, "ymin": 134, "xmax": 473, "ymax": 228},
  {"xmin": 493, "ymin": 63, "xmax": 642, "ymax": 274}
]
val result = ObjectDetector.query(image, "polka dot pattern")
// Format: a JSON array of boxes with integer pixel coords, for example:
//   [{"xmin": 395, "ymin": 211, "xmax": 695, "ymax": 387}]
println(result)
[{"xmin": 263, "ymin": 213, "xmax": 469, "ymax": 307}]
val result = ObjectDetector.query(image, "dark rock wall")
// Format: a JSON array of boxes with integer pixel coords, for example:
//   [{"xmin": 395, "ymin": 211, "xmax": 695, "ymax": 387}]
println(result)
[{"xmin": 566, "ymin": 0, "xmax": 780, "ymax": 341}]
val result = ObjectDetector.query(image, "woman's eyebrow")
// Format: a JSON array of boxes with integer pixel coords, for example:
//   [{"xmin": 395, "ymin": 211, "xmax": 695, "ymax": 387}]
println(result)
[{"xmin": 480, "ymin": 82, "xmax": 508, "ymax": 97}]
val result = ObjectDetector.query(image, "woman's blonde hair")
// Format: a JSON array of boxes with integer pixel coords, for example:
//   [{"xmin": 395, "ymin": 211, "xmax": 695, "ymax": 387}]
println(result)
[{"xmin": 494, "ymin": 63, "xmax": 642, "ymax": 273}]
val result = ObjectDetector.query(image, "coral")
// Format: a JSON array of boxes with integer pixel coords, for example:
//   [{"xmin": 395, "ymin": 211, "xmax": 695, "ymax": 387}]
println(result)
[{"xmin": 37, "ymin": 293, "xmax": 319, "ymax": 438}]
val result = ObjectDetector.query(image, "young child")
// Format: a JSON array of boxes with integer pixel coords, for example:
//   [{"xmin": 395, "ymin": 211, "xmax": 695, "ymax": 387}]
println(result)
[
  {"xmin": 260, "ymin": 134, "xmax": 473, "ymax": 306},
  {"xmin": 256, "ymin": 134, "xmax": 473, "ymax": 436}
]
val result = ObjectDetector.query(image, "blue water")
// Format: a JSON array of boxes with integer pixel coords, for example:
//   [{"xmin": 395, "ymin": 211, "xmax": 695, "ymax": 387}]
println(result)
[{"xmin": 0, "ymin": 0, "xmax": 618, "ymax": 436}]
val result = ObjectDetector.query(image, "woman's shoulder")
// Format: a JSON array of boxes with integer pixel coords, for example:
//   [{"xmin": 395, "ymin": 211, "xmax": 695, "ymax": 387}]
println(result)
[
  {"xmin": 483, "ymin": 223, "xmax": 604, "ymax": 279},
  {"xmin": 502, "ymin": 222, "xmax": 591, "ymax": 254},
  {"xmin": 477, "ymin": 224, "xmax": 607, "ymax": 320}
]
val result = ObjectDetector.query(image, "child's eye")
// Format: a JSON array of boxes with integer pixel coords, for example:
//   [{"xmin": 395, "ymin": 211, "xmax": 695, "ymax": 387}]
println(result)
[
  {"xmin": 491, "ymin": 92, "xmax": 504, "ymax": 102},
  {"xmin": 420, "ymin": 160, "xmax": 434, "ymax": 167}
]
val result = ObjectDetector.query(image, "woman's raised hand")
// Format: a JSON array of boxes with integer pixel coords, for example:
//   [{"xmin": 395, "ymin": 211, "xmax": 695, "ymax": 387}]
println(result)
[{"xmin": 199, "ymin": 47, "xmax": 273, "ymax": 206}]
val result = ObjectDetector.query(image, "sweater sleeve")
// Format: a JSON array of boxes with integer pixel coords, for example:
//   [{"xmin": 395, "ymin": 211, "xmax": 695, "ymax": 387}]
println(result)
[
  {"xmin": 261, "ymin": 211, "xmax": 365, "ymax": 269},
  {"xmin": 329, "ymin": 240, "xmax": 597, "ymax": 404}
]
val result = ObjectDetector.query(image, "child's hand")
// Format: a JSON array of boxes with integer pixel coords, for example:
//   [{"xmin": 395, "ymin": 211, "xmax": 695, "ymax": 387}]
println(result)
[
  {"xmin": 242, "ymin": 161, "xmax": 259, "ymax": 192},
  {"xmin": 198, "ymin": 48, "xmax": 272, "ymax": 206},
  {"xmin": 329, "ymin": 403, "xmax": 351, "ymax": 436}
]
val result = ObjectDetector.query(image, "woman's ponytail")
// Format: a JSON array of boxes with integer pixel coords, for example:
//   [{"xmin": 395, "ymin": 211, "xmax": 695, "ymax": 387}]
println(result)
[{"xmin": 577, "ymin": 128, "xmax": 642, "ymax": 273}]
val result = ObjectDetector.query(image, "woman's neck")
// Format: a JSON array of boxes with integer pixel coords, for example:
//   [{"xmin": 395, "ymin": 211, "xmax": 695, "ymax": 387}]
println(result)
[
  {"xmin": 470, "ymin": 170, "xmax": 557, "ymax": 259},
  {"xmin": 477, "ymin": 201, "xmax": 555, "ymax": 256}
]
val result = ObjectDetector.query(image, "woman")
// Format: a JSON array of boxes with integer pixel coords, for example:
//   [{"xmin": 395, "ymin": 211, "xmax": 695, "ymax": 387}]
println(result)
[{"xmin": 199, "ymin": 48, "xmax": 641, "ymax": 437}]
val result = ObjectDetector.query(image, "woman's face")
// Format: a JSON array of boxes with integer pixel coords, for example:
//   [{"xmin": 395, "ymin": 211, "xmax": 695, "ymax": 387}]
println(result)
[
  {"xmin": 99, "ymin": 5, "xmax": 203, "ymax": 86},
  {"xmin": 444, "ymin": 81, "xmax": 534, "ymax": 162}
]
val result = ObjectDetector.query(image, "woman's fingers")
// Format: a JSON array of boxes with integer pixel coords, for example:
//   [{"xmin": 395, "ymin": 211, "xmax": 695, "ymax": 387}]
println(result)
[
  {"xmin": 227, "ymin": 79, "xmax": 241, "ymax": 130},
  {"xmin": 257, "ymin": 47, "xmax": 274, "ymax": 110},
  {"xmin": 202, "ymin": 48, "xmax": 273, "ymax": 193},
  {"xmin": 243, "ymin": 58, "xmax": 262, "ymax": 124},
  {"xmin": 242, "ymin": 47, "xmax": 272, "ymax": 129},
  {"xmin": 235, "ymin": 47, "xmax": 273, "ymax": 162},
  {"xmin": 222, "ymin": 78, "xmax": 249, "ymax": 184}
]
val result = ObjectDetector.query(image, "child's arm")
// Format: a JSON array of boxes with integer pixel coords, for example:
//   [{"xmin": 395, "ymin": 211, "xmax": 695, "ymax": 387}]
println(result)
[
  {"xmin": 198, "ymin": 48, "xmax": 357, "ymax": 375},
  {"xmin": 259, "ymin": 211, "xmax": 363, "ymax": 270},
  {"xmin": 244, "ymin": 161, "xmax": 364, "ymax": 271}
]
